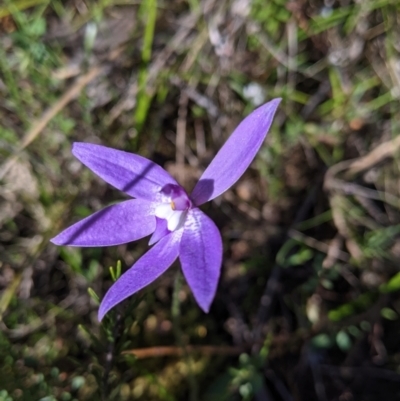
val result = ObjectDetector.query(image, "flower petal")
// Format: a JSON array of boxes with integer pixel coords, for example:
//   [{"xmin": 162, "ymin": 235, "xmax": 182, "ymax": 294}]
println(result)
[
  {"xmin": 148, "ymin": 217, "xmax": 169, "ymax": 245},
  {"xmin": 98, "ymin": 229, "xmax": 182, "ymax": 320},
  {"xmin": 190, "ymin": 99, "xmax": 281, "ymax": 205},
  {"xmin": 51, "ymin": 199, "xmax": 156, "ymax": 247},
  {"xmin": 73, "ymin": 142, "xmax": 179, "ymax": 201},
  {"xmin": 179, "ymin": 208, "xmax": 222, "ymax": 312}
]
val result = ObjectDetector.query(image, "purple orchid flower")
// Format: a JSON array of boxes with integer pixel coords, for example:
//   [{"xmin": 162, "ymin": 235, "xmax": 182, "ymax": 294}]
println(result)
[{"xmin": 51, "ymin": 98, "xmax": 281, "ymax": 320}]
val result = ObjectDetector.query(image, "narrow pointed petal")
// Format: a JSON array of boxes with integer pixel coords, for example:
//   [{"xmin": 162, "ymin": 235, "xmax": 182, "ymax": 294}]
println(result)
[
  {"xmin": 148, "ymin": 217, "xmax": 169, "ymax": 245},
  {"xmin": 179, "ymin": 208, "xmax": 222, "ymax": 312},
  {"xmin": 73, "ymin": 143, "xmax": 179, "ymax": 201},
  {"xmin": 191, "ymin": 99, "xmax": 281, "ymax": 205},
  {"xmin": 99, "ymin": 230, "xmax": 182, "ymax": 320},
  {"xmin": 51, "ymin": 199, "xmax": 156, "ymax": 247}
]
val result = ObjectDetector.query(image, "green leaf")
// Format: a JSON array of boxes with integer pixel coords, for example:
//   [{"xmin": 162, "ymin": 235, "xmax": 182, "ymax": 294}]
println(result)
[
  {"xmin": 134, "ymin": 0, "xmax": 157, "ymax": 132},
  {"xmin": 336, "ymin": 330, "xmax": 352, "ymax": 351},
  {"xmin": 328, "ymin": 293, "xmax": 375, "ymax": 321},
  {"xmin": 312, "ymin": 334, "xmax": 333, "ymax": 349},
  {"xmin": 60, "ymin": 247, "xmax": 82, "ymax": 274},
  {"xmin": 109, "ymin": 260, "xmax": 122, "ymax": 282},
  {"xmin": 380, "ymin": 272, "xmax": 400, "ymax": 293},
  {"xmin": 380, "ymin": 307, "xmax": 398, "ymax": 320},
  {"xmin": 287, "ymin": 248, "xmax": 314, "ymax": 266},
  {"xmin": 88, "ymin": 287, "xmax": 99, "ymax": 304}
]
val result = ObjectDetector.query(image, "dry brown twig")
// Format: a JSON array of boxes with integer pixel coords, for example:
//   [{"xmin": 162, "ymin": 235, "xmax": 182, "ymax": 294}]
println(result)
[
  {"xmin": 170, "ymin": 76, "xmax": 220, "ymax": 118},
  {"xmin": 324, "ymin": 134, "xmax": 400, "ymax": 261},
  {"xmin": 105, "ymin": 11, "xmax": 201, "ymax": 125},
  {"xmin": 345, "ymin": 135, "xmax": 400, "ymax": 178},
  {"xmin": 289, "ymin": 229, "xmax": 350, "ymax": 263},
  {"xmin": 325, "ymin": 135, "xmax": 400, "ymax": 208},
  {"xmin": 176, "ymin": 92, "xmax": 189, "ymax": 184},
  {"xmin": 0, "ymin": 66, "xmax": 105, "ymax": 181},
  {"xmin": 122, "ymin": 345, "xmax": 244, "ymax": 359},
  {"xmin": 323, "ymin": 234, "xmax": 345, "ymax": 269},
  {"xmin": 325, "ymin": 134, "xmax": 400, "ymax": 190}
]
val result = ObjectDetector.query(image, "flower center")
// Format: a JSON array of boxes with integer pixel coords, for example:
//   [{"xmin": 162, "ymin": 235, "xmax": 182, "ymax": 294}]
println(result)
[{"xmin": 155, "ymin": 184, "xmax": 191, "ymax": 231}]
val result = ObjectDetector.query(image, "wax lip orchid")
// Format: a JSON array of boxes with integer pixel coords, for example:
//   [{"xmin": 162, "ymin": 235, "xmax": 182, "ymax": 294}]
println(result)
[{"xmin": 51, "ymin": 98, "xmax": 281, "ymax": 320}]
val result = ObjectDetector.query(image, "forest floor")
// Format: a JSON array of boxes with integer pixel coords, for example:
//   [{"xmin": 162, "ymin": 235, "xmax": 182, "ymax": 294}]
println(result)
[{"xmin": 1, "ymin": 0, "xmax": 400, "ymax": 400}]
